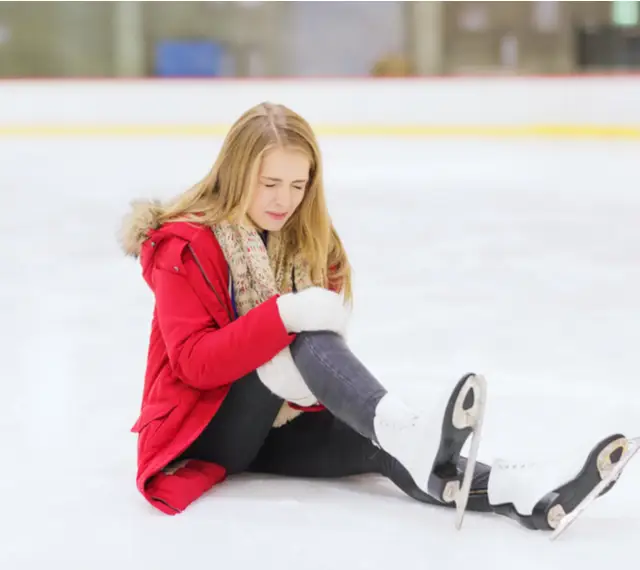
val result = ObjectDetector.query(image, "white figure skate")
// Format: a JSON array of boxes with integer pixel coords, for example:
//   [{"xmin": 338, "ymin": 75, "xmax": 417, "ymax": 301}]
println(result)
[
  {"xmin": 486, "ymin": 433, "xmax": 638, "ymax": 539},
  {"xmin": 374, "ymin": 372, "xmax": 487, "ymax": 529}
]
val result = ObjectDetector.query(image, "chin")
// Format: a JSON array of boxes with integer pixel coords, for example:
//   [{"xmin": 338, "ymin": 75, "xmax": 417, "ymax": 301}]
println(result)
[{"xmin": 261, "ymin": 218, "xmax": 288, "ymax": 232}]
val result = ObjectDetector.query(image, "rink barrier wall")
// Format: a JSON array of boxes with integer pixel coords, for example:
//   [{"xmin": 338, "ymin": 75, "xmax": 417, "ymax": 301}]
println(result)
[
  {"xmin": 3, "ymin": 124, "xmax": 640, "ymax": 139},
  {"xmin": 4, "ymin": 78, "xmax": 640, "ymax": 139}
]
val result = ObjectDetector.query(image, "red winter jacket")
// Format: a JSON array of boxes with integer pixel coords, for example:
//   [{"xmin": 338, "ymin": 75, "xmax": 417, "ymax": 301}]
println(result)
[{"xmin": 121, "ymin": 205, "xmax": 325, "ymax": 515}]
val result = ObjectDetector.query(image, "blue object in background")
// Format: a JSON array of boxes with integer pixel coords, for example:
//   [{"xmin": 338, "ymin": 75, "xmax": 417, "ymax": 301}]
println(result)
[{"xmin": 154, "ymin": 40, "xmax": 226, "ymax": 77}]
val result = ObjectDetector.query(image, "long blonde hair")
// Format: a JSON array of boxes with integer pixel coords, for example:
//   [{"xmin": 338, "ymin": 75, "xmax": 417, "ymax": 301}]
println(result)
[{"xmin": 154, "ymin": 102, "xmax": 352, "ymax": 301}]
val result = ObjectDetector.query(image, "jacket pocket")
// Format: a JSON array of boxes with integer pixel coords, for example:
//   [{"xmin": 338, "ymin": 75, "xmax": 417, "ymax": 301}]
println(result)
[{"xmin": 131, "ymin": 402, "xmax": 178, "ymax": 433}]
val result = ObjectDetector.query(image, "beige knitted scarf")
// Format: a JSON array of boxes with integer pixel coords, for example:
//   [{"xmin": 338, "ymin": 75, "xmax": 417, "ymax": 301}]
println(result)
[{"xmin": 212, "ymin": 220, "xmax": 317, "ymax": 427}]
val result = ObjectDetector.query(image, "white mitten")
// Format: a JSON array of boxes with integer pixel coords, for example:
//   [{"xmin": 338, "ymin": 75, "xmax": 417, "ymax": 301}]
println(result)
[
  {"xmin": 276, "ymin": 287, "xmax": 350, "ymax": 336},
  {"xmin": 256, "ymin": 346, "xmax": 318, "ymax": 407}
]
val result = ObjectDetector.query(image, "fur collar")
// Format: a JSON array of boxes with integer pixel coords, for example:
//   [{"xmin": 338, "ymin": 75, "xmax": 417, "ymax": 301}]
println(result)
[{"xmin": 118, "ymin": 199, "xmax": 164, "ymax": 258}]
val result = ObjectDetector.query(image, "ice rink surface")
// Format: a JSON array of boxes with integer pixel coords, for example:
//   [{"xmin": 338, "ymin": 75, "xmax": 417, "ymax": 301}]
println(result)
[{"xmin": 1, "ymin": 135, "xmax": 639, "ymax": 568}]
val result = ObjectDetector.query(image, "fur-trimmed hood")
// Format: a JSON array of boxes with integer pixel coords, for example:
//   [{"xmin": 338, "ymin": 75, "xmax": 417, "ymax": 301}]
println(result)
[{"xmin": 118, "ymin": 199, "xmax": 164, "ymax": 258}]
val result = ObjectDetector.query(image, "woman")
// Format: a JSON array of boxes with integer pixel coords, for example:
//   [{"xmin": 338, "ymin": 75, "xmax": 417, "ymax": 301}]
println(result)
[{"xmin": 119, "ymin": 102, "xmax": 629, "ymax": 532}]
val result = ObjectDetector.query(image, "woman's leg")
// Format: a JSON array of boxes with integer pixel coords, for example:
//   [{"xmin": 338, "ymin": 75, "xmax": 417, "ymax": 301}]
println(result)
[
  {"xmin": 288, "ymin": 331, "xmax": 631, "ymax": 532},
  {"xmin": 247, "ymin": 410, "xmax": 493, "ymax": 512},
  {"xmin": 178, "ymin": 370, "xmax": 284, "ymax": 474},
  {"xmin": 289, "ymin": 330, "xmax": 485, "ymax": 512},
  {"xmin": 248, "ymin": 411, "xmax": 382, "ymax": 478}
]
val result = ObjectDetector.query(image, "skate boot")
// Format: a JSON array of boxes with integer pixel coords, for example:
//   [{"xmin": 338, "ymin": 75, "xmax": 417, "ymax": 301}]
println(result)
[
  {"xmin": 487, "ymin": 433, "xmax": 635, "ymax": 536},
  {"xmin": 373, "ymin": 372, "xmax": 487, "ymax": 527}
]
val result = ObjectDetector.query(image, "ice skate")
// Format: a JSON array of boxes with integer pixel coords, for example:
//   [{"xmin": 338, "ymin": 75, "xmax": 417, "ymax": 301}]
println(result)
[
  {"xmin": 373, "ymin": 372, "xmax": 487, "ymax": 529},
  {"xmin": 487, "ymin": 433, "xmax": 638, "ymax": 538}
]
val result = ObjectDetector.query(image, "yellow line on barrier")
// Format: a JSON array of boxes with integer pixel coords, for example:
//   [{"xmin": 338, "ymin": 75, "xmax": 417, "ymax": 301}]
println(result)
[{"xmin": 1, "ymin": 124, "xmax": 640, "ymax": 138}]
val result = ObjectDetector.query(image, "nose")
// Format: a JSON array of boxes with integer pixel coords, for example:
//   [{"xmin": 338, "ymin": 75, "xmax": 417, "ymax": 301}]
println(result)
[{"xmin": 274, "ymin": 185, "xmax": 292, "ymax": 210}]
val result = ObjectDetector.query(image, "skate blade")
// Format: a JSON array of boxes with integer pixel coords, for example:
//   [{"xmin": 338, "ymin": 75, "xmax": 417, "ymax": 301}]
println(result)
[
  {"xmin": 550, "ymin": 436, "xmax": 640, "ymax": 541},
  {"xmin": 453, "ymin": 374, "xmax": 488, "ymax": 530}
]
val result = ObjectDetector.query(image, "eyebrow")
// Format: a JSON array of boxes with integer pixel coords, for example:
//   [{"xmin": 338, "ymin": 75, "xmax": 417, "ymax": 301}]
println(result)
[{"xmin": 262, "ymin": 176, "xmax": 308, "ymax": 184}]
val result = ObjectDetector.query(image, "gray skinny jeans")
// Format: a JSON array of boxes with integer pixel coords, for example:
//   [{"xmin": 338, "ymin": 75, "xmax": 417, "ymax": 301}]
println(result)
[{"xmin": 290, "ymin": 331, "xmax": 388, "ymax": 441}]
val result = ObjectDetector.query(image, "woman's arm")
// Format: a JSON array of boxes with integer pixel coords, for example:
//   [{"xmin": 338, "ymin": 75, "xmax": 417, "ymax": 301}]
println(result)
[{"xmin": 153, "ymin": 251, "xmax": 294, "ymax": 391}]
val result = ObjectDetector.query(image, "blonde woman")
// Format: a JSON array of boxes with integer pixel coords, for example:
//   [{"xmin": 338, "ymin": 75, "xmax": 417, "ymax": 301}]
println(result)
[{"xmin": 120, "ymin": 102, "xmax": 629, "ymax": 532}]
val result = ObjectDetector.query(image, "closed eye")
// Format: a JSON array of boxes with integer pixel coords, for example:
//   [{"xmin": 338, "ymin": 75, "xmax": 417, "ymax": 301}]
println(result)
[{"xmin": 261, "ymin": 177, "xmax": 308, "ymax": 188}]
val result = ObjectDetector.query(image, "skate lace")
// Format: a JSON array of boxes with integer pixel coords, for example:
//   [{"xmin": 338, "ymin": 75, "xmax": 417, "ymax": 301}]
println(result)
[
  {"xmin": 378, "ymin": 415, "xmax": 419, "ymax": 431},
  {"xmin": 495, "ymin": 460, "xmax": 536, "ymax": 470},
  {"xmin": 374, "ymin": 413, "xmax": 419, "ymax": 451}
]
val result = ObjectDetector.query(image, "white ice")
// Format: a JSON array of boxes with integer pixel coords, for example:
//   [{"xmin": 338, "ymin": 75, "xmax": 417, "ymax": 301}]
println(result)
[{"xmin": 1, "ymin": 135, "xmax": 639, "ymax": 569}]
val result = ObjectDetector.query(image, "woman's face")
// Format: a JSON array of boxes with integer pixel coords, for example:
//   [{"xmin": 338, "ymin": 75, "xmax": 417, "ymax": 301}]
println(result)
[{"xmin": 247, "ymin": 147, "xmax": 309, "ymax": 232}]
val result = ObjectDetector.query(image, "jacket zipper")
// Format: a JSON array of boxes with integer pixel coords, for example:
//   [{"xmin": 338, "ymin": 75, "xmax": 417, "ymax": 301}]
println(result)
[{"xmin": 187, "ymin": 245, "xmax": 233, "ymax": 322}]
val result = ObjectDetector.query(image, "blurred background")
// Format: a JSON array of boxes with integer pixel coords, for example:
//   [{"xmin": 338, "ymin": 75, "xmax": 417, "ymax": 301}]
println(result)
[{"xmin": 0, "ymin": 0, "xmax": 639, "ymax": 78}]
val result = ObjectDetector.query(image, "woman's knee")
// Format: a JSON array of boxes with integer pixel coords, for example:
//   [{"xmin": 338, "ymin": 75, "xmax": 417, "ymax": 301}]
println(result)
[{"xmin": 290, "ymin": 330, "xmax": 345, "ymax": 362}]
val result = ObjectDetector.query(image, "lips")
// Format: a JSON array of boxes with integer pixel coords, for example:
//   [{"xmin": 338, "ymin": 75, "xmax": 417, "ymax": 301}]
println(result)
[{"xmin": 267, "ymin": 212, "xmax": 287, "ymax": 221}]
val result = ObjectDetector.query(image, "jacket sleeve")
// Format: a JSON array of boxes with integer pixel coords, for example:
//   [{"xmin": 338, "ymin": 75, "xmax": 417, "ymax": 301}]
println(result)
[{"xmin": 152, "ymin": 253, "xmax": 294, "ymax": 391}]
